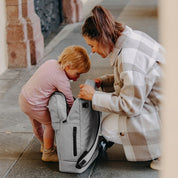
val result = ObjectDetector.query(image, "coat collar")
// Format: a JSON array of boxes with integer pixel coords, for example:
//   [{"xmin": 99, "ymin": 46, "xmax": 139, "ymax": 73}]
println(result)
[{"xmin": 107, "ymin": 26, "xmax": 132, "ymax": 66}]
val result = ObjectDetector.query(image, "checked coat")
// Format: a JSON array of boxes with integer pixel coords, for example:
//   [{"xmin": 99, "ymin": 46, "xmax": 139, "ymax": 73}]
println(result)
[{"xmin": 92, "ymin": 26, "xmax": 165, "ymax": 161}]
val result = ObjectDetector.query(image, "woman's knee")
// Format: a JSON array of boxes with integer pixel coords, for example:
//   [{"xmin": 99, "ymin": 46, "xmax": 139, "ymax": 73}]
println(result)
[
  {"xmin": 102, "ymin": 114, "xmax": 118, "ymax": 132},
  {"xmin": 101, "ymin": 114, "xmax": 120, "ymax": 141}
]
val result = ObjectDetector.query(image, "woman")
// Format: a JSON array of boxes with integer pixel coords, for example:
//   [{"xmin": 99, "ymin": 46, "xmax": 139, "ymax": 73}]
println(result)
[{"xmin": 78, "ymin": 5, "xmax": 164, "ymax": 171}]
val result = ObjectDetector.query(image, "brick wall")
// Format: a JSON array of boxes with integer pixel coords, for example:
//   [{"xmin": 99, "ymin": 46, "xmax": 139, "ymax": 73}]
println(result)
[
  {"xmin": 6, "ymin": 0, "xmax": 44, "ymax": 67},
  {"xmin": 5, "ymin": 0, "xmax": 83, "ymax": 68}
]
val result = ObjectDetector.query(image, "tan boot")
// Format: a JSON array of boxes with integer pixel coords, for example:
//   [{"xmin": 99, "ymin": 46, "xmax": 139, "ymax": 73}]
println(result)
[
  {"xmin": 150, "ymin": 157, "xmax": 161, "ymax": 171},
  {"xmin": 42, "ymin": 146, "xmax": 59, "ymax": 162},
  {"xmin": 41, "ymin": 143, "xmax": 56, "ymax": 153}
]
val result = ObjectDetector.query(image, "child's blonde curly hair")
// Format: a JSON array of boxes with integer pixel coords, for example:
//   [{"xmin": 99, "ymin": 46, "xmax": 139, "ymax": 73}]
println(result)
[{"xmin": 58, "ymin": 46, "xmax": 91, "ymax": 73}]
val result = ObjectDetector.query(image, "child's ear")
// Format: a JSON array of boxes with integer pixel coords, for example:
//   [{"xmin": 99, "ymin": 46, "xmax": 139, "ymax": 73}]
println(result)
[{"xmin": 65, "ymin": 65, "xmax": 71, "ymax": 70}]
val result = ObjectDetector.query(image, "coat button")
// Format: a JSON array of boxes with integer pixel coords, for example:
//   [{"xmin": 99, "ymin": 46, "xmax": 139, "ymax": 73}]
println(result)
[{"xmin": 120, "ymin": 132, "xmax": 124, "ymax": 136}]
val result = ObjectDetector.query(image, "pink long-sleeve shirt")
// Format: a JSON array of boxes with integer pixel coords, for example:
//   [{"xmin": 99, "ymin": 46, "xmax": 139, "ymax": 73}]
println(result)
[{"xmin": 21, "ymin": 60, "xmax": 74, "ymax": 110}]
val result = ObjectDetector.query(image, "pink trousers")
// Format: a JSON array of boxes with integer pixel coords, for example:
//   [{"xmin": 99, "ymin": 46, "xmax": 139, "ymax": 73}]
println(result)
[{"xmin": 19, "ymin": 93, "xmax": 54, "ymax": 143}]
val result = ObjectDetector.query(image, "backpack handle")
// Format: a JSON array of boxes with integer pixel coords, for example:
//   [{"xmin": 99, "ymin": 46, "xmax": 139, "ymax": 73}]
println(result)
[{"xmin": 84, "ymin": 79, "xmax": 96, "ymax": 89}]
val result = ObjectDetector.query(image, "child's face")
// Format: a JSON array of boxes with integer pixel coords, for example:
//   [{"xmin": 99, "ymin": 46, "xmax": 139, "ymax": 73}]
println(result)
[{"xmin": 64, "ymin": 66, "xmax": 83, "ymax": 81}]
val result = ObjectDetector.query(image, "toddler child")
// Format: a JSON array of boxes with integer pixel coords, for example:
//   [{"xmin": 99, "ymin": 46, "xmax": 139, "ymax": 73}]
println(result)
[{"xmin": 19, "ymin": 46, "xmax": 90, "ymax": 162}]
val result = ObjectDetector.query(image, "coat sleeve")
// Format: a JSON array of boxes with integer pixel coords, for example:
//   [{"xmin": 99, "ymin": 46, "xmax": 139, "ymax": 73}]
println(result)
[
  {"xmin": 100, "ymin": 74, "xmax": 114, "ymax": 85},
  {"xmin": 99, "ymin": 74, "xmax": 115, "ymax": 92},
  {"xmin": 92, "ymin": 54, "xmax": 154, "ymax": 117}
]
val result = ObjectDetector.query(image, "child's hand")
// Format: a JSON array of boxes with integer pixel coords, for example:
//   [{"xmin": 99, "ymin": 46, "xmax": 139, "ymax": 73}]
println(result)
[{"xmin": 94, "ymin": 78, "xmax": 102, "ymax": 88}]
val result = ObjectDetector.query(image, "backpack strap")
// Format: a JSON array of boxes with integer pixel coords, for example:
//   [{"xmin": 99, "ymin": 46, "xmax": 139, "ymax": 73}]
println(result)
[
  {"xmin": 76, "ymin": 123, "xmax": 100, "ymax": 169},
  {"xmin": 84, "ymin": 79, "xmax": 96, "ymax": 88},
  {"xmin": 76, "ymin": 79, "xmax": 101, "ymax": 169},
  {"xmin": 76, "ymin": 111, "xmax": 101, "ymax": 169},
  {"xmin": 118, "ymin": 48, "xmax": 122, "ymax": 55}
]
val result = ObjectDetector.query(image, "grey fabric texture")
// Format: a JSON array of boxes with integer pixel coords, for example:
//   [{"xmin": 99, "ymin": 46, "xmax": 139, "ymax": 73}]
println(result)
[{"xmin": 48, "ymin": 79, "xmax": 101, "ymax": 173}]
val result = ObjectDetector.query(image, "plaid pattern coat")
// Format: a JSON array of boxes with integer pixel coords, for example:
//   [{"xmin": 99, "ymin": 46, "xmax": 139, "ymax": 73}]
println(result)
[{"xmin": 92, "ymin": 26, "xmax": 165, "ymax": 161}]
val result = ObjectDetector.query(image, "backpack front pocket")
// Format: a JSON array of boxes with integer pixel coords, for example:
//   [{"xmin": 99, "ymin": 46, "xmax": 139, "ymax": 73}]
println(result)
[{"xmin": 58, "ymin": 124, "xmax": 80, "ymax": 161}]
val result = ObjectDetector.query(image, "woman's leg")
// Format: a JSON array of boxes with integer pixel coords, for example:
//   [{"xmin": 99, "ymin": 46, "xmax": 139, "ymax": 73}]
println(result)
[{"xmin": 101, "ymin": 113, "xmax": 122, "ymax": 144}]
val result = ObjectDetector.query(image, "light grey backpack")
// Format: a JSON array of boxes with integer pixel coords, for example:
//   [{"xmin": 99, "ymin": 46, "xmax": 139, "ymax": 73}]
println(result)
[{"xmin": 48, "ymin": 79, "xmax": 101, "ymax": 173}]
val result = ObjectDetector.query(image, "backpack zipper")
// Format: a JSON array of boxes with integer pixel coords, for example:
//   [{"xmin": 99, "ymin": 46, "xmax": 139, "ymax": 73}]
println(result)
[{"xmin": 73, "ymin": 127, "xmax": 77, "ymax": 156}]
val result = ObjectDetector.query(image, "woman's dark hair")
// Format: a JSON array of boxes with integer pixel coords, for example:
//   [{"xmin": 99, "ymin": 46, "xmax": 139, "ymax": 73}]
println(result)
[{"xmin": 82, "ymin": 6, "xmax": 124, "ymax": 50}]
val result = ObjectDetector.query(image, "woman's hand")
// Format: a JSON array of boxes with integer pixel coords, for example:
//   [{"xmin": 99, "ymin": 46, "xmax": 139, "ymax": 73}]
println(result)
[
  {"xmin": 94, "ymin": 78, "xmax": 102, "ymax": 88},
  {"xmin": 78, "ymin": 84, "xmax": 96, "ymax": 100}
]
